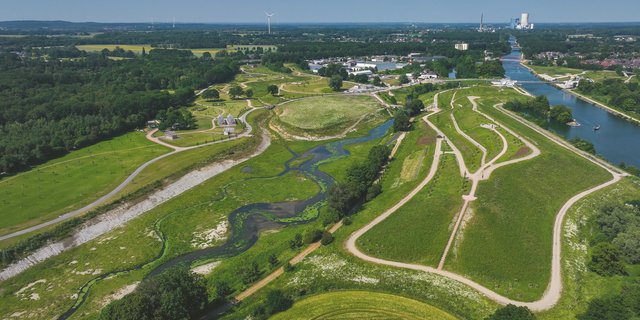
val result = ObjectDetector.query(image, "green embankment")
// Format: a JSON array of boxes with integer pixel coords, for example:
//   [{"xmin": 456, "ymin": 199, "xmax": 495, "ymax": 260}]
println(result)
[
  {"xmin": 271, "ymin": 291, "xmax": 458, "ymax": 320},
  {"xmin": 0, "ymin": 132, "xmax": 170, "ymax": 236},
  {"xmin": 275, "ymin": 95, "xmax": 383, "ymax": 137},
  {"xmin": 444, "ymin": 87, "xmax": 612, "ymax": 301}
]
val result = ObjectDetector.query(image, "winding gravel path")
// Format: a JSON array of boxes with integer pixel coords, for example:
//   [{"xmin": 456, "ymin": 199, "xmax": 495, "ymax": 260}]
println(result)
[
  {"xmin": 0, "ymin": 107, "xmax": 269, "ymax": 280},
  {"xmin": 0, "ymin": 103, "xmax": 256, "ymax": 242},
  {"xmin": 346, "ymin": 91, "xmax": 626, "ymax": 311}
]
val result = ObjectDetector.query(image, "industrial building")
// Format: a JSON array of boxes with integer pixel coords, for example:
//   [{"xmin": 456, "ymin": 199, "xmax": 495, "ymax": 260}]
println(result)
[{"xmin": 512, "ymin": 13, "xmax": 534, "ymax": 30}]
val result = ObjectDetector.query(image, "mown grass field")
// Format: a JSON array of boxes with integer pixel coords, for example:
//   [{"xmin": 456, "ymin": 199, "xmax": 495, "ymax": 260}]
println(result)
[
  {"xmin": 443, "ymin": 86, "xmax": 612, "ymax": 301},
  {"xmin": 0, "ymin": 133, "xmax": 169, "ymax": 236},
  {"xmin": 275, "ymin": 95, "xmax": 383, "ymax": 137},
  {"xmin": 358, "ymin": 149, "xmax": 466, "ymax": 267},
  {"xmin": 271, "ymin": 291, "xmax": 458, "ymax": 320}
]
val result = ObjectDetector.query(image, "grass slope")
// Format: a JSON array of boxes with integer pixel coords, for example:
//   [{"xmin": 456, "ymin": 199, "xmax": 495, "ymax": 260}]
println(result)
[
  {"xmin": 0, "ymin": 132, "xmax": 169, "ymax": 236},
  {"xmin": 271, "ymin": 291, "xmax": 458, "ymax": 320},
  {"xmin": 276, "ymin": 95, "xmax": 382, "ymax": 137},
  {"xmin": 358, "ymin": 153, "xmax": 466, "ymax": 267},
  {"xmin": 444, "ymin": 87, "xmax": 612, "ymax": 301}
]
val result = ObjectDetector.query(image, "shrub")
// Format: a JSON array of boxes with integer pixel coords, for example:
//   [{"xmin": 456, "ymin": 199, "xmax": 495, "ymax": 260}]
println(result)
[
  {"xmin": 485, "ymin": 304, "xmax": 536, "ymax": 320},
  {"xmin": 321, "ymin": 232, "xmax": 334, "ymax": 245}
]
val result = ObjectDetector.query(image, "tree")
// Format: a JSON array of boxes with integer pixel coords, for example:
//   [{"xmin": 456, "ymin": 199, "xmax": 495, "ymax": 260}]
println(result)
[
  {"xmin": 289, "ymin": 233, "xmax": 303, "ymax": 249},
  {"xmin": 329, "ymin": 75, "xmax": 343, "ymax": 91},
  {"xmin": 579, "ymin": 296, "xmax": 632, "ymax": 320},
  {"xmin": 101, "ymin": 267, "xmax": 208, "ymax": 320},
  {"xmin": 202, "ymin": 89, "xmax": 220, "ymax": 100},
  {"xmin": 229, "ymin": 86, "xmax": 244, "ymax": 99},
  {"xmin": 245, "ymin": 88, "xmax": 254, "ymax": 98},
  {"xmin": 321, "ymin": 231, "xmax": 334, "ymax": 245},
  {"xmin": 485, "ymin": 304, "xmax": 536, "ymax": 320},
  {"xmin": 303, "ymin": 229, "xmax": 323, "ymax": 244},
  {"xmin": 588, "ymin": 242, "xmax": 627, "ymax": 276},
  {"xmin": 215, "ymin": 280, "xmax": 232, "ymax": 299},
  {"xmin": 268, "ymin": 254, "xmax": 279, "ymax": 268},
  {"xmin": 240, "ymin": 261, "xmax": 262, "ymax": 285},
  {"xmin": 399, "ymin": 74, "xmax": 410, "ymax": 84},
  {"xmin": 267, "ymin": 84, "xmax": 279, "ymax": 96},
  {"xmin": 354, "ymin": 74, "xmax": 369, "ymax": 84},
  {"xmin": 264, "ymin": 290, "xmax": 293, "ymax": 315},
  {"xmin": 550, "ymin": 105, "xmax": 573, "ymax": 123},
  {"xmin": 393, "ymin": 110, "xmax": 411, "ymax": 132},
  {"xmin": 372, "ymin": 76, "xmax": 384, "ymax": 87}
]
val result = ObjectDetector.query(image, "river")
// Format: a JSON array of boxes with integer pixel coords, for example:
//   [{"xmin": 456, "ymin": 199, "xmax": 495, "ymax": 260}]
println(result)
[
  {"xmin": 503, "ymin": 37, "xmax": 640, "ymax": 168},
  {"xmin": 58, "ymin": 119, "xmax": 394, "ymax": 319}
]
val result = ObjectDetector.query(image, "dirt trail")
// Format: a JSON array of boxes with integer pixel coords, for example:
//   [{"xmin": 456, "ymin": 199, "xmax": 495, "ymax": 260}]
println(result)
[
  {"xmin": 0, "ymin": 107, "xmax": 268, "ymax": 280},
  {"xmin": 0, "ymin": 101, "xmax": 257, "ymax": 242},
  {"xmin": 232, "ymin": 132, "xmax": 407, "ymax": 302},
  {"xmin": 346, "ymin": 91, "xmax": 625, "ymax": 311}
]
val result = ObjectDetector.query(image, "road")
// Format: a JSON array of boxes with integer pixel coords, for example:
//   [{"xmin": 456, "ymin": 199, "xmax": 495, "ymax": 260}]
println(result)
[{"xmin": 345, "ymin": 91, "xmax": 625, "ymax": 311}]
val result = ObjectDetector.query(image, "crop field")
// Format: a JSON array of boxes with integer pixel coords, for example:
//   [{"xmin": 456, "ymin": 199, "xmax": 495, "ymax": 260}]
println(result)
[
  {"xmin": 0, "ymin": 133, "xmax": 169, "ymax": 236},
  {"xmin": 75, "ymin": 45, "xmax": 225, "ymax": 57},
  {"xmin": 275, "ymin": 95, "xmax": 383, "ymax": 137},
  {"xmin": 443, "ymin": 87, "xmax": 612, "ymax": 301},
  {"xmin": 358, "ymin": 153, "xmax": 466, "ymax": 266},
  {"xmin": 271, "ymin": 291, "xmax": 458, "ymax": 320}
]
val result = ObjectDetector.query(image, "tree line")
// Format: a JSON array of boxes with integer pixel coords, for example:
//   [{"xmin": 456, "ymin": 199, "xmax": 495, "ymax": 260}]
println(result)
[
  {"xmin": 0, "ymin": 49, "xmax": 240, "ymax": 173},
  {"xmin": 503, "ymin": 96, "xmax": 574, "ymax": 125},
  {"xmin": 328, "ymin": 145, "xmax": 391, "ymax": 218}
]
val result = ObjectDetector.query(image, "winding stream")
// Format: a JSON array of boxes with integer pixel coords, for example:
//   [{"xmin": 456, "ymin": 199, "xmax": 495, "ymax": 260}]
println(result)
[{"xmin": 59, "ymin": 119, "xmax": 393, "ymax": 319}]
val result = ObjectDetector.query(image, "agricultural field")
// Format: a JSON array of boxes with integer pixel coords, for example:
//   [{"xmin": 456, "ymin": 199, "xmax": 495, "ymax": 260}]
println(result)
[
  {"xmin": 274, "ymin": 95, "xmax": 384, "ymax": 138},
  {"xmin": 0, "ymin": 133, "xmax": 170, "ymax": 236},
  {"xmin": 75, "ymin": 45, "xmax": 225, "ymax": 57},
  {"xmin": 271, "ymin": 291, "xmax": 458, "ymax": 320}
]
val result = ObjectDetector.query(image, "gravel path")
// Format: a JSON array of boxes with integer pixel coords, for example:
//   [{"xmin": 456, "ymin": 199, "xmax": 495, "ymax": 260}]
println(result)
[
  {"xmin": 345, "ymin": 91, "xmax": 626, "ymax": 311},
  {"xmin": 0, "ymin": 108, "xmax": 269, "ymax": 280},
  {"xmin": 0, "ymin": 105, "xmax": 256, "ymax": 242}
]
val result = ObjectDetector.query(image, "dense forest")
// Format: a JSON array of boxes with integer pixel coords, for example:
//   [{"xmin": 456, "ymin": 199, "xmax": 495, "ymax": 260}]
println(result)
[{"xmin": 0, "ymin": 48, "xmax": 240, "ymax": 173}]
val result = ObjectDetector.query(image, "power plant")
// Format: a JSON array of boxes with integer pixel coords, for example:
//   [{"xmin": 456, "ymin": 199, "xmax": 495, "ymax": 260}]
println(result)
[{"xmin": 512, "ymin": 12, "xmax": 534, "ymax": 30}]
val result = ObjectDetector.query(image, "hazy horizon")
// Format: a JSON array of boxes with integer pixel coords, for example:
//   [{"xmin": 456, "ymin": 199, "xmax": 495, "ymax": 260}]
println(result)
[{"xmin": 2, "ymin": 0, "xmax": 640, "ymax": 24}]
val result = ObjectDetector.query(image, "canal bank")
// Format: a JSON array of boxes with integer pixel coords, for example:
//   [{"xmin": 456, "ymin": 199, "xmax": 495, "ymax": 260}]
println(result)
[{"xmin": 504, "ymin": 37, "xmax": 640, "ymax": 168}]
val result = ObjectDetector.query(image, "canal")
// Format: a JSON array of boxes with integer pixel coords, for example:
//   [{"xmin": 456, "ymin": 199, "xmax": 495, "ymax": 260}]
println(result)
[{"xmin": 503, "ymin": 37, "xmax": 640, "ymax": 168}]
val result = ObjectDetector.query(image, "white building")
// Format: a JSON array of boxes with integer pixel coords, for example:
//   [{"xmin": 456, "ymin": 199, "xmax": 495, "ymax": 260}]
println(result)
[{"xmin": 455, "ymin": 43, "xmax": 469, "ymax": 51}]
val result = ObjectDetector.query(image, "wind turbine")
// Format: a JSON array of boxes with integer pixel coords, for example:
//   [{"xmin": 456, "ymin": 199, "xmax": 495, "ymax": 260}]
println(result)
[{"xmin": 265, "ymin": 12, "xmax": 275, "ymax": 34}]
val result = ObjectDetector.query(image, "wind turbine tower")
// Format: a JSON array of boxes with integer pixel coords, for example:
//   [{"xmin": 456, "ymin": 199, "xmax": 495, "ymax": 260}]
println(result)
[
  {"xmin": 265, "ymin": 12, "xmax": 275, "ymax": 34},
  {"xmin": 173, "ymin": 17, "xmax": 176, "ymax": 29}
]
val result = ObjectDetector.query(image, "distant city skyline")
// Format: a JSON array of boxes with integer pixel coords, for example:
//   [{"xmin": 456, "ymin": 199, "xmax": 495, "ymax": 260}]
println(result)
[{"xmin": 1, "ymin": 0, "xmax": 639, "ymax": 24}]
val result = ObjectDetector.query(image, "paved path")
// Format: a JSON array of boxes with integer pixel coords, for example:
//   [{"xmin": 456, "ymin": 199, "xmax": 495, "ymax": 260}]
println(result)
[
  {"xmin": 0, "ymin": 103, "xmax": 257, "ymax": 241},
  {"xmin": 345, "ymin": 90, "xmax": 625, "ymax": 311}
]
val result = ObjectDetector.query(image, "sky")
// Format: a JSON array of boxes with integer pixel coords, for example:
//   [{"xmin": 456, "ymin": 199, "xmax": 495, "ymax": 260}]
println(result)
[{"xmin": 1, "ymin": 0, "xmax": 639, "ymax": 24}]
